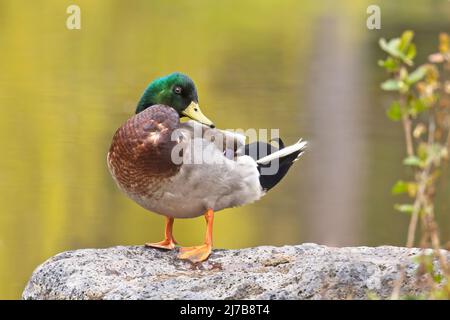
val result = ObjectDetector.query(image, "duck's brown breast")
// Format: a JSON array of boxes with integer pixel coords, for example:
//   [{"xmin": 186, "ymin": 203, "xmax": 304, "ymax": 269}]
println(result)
[{"xmin": 107, "ymin": 105, "xmax": 181, "ymax": 198}]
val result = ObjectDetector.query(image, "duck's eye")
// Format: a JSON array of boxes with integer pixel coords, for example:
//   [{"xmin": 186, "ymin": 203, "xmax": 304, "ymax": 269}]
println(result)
[{"xmin": 173, "ymin": 86, "xmax": 183, "ymax": 95}]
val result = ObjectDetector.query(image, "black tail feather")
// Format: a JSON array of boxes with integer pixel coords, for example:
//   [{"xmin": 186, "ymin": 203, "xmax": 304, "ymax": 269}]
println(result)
[{"xmin": 244, "ymin": 139, "xmax": 305, "ymax": 191}]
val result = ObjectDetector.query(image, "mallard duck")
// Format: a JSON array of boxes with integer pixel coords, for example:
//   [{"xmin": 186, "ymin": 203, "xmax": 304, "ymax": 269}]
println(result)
[{"xmin": 107, "ymin": 72, "xmax": 307, "ymax": 263}]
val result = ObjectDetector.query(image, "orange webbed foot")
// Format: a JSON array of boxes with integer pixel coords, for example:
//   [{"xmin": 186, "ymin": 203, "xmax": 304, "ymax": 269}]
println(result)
[
  {"xmin": 178, "ymin": 244, "xmax": 212, "ymax": 263},
  {"xmin": 145, "ymin": 217, "xmax": 177, "ymax": 250},
  {"xmin": 145, "ymin": 238, "xmax": 177, "ymax": 250}
]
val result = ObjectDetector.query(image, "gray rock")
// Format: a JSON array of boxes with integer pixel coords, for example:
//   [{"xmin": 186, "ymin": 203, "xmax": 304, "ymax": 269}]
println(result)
[{"xmin": 22, "ymin": 244, "xmax": 448, "ymax": 300}]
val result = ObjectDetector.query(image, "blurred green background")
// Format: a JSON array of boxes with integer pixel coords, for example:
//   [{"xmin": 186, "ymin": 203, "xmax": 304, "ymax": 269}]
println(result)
[{"xmin": 0, "ymin": 0, "xmax": 449, "ymax": 299}]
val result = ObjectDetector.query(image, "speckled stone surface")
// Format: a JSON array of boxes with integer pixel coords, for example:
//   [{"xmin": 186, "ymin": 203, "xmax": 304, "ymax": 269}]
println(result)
[{"xmin": 22, "ymin": 244, "xmax": 448, "ymax": 300}]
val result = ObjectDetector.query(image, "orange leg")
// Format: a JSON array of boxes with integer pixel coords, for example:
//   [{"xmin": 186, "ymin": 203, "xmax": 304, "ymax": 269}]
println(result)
[
  {"xmin": 145, "ymin": 217, "xmax": 177, "ymax": 250},
  {"xmin": 178, "ymin": 209, "xmax": 214, "ymax": 263}
]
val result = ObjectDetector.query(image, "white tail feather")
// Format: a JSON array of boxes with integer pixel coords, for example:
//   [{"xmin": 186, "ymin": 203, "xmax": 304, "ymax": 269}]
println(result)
[{"xmin": 256, "ymin": 139, "xmax": 307, "ymax": 165}]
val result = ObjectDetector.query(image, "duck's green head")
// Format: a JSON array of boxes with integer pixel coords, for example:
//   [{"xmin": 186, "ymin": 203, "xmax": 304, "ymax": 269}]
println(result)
[{"xmin": 136, "ymin": 72, "xmax": 215, "ymax": 128}]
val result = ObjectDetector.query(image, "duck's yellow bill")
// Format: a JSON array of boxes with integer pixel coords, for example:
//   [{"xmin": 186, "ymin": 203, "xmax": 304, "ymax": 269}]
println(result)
[{"xmin": 182, "ymin": 102, "xmax": 215, "ymax": 128}]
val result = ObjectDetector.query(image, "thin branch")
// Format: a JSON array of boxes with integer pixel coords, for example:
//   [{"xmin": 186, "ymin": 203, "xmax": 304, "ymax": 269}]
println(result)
[
  {"xmin": 406, "ymin": 119, "xmax": 435, "ymax": 248},
  {"xmin": 400, "ymin": 95, "xmax": 415, "ymax": 157}
]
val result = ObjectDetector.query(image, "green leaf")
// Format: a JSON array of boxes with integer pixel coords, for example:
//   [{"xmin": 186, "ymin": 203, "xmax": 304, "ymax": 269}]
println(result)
[
  {"xmin": 403, "ymin": 156, "xmax": 423, "ymax": 167},
  {"xmin": 392, "ymin": 180, "xmax": 418, "ymax": 197},
  {"xmin": 381, "ymin": 79, "xmax": 404, "ymax": 91},
  {"xmin": 433, "ymin": 274, "xmax": 443, "ymax": 284},
  {"xmin": 378, "ymin": 58, "xmax": 399, "ymax": 71},
  {"xmin": 379, "ymin": 38, "xmax": 389, "ymax": 51},
  {"xmin": 406, "ymin": 43, "xmax": 416, "ymax": 61},
  {"xmin": 394, "ymin": 204, "xmax": 414, "ymax": 214},
  {"xmin": 407, "ymin": 183, "xmax": 418, "ymax": 197},
  {"xmin": 392, "ymin": 180, "xmax": 408, "ymax": 194},
  {"xmin": 399, "ymin": 31, "xmax": 414, "ymax": 52},
  {"xmin": 422, "ymin": 255, "xmax": 435, "ymax": 274},
  {"xmin": 407, "ymin": 66, "xmax": 427, "ymax": 85},
  {"xmin": 379, "ymin": 38, "xmax": 403, "ymax": 58},
  {"xmin": 417, "ymin": 142, "xmax": 427, "ymax": 158},
  {"xmin": 386, "ymin": 101, "xmax": 403, "ymax": 121},
  {"xmin": 409, "ymin": 99, "xmax": 428, "ymax": 117},
  {"xmin": 379, "ymin": 36, "xmax": 413, "ymax": 65}
]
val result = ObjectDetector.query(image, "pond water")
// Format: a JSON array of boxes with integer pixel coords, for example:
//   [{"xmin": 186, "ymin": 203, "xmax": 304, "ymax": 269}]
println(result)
[{"xmin": 0, "ymin": 0, "xmax": 449, "ymax": 299}]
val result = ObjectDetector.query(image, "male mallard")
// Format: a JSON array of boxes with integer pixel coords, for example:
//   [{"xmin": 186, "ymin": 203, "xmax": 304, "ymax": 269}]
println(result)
[{"xmin": 107, "ymin": 73, "xmax": 307, "ymax": 263}]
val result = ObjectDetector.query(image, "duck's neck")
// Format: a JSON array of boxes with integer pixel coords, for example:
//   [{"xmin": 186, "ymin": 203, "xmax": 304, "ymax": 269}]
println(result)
[{"xmin": 136, "ymin": 91, "xmax": 156, "ymax": 114}]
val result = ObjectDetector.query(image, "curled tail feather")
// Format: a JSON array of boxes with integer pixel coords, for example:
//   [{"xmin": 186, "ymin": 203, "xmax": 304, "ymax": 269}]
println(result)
[{"xmin": 244, "ymin": 139, "xmax": 307, "ymax": 191}]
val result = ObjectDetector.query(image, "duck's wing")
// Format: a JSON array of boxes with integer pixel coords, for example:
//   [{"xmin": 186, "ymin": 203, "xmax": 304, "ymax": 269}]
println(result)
[
  {"xmin": 177, "ymin": 120, "xmax": 246, "ymax": 158},
  {"xmin": 107, "ymin": 105, "xmax": 181, "ymax": 186}
]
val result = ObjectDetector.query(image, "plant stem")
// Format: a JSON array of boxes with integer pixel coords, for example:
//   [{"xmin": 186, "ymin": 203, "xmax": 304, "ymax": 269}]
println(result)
[
  {"xmin": 399, "ymin": 94, "xmax": 419, "ymax": 248},
  {"xmin": 400, "ymin": 94, "xmax": 414, "ymax": 157},
  {"xmin": 402, "ymin": 115, "xmax": 414, "ymax": 157}
]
